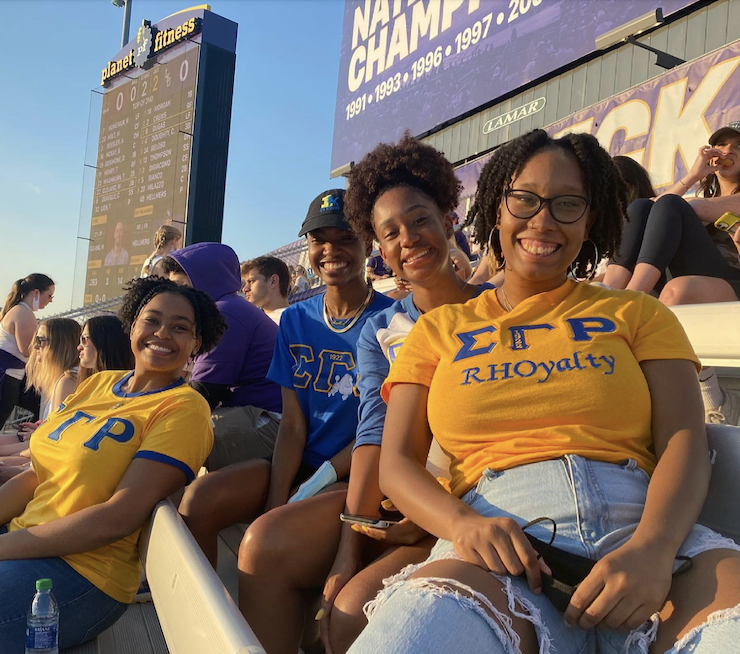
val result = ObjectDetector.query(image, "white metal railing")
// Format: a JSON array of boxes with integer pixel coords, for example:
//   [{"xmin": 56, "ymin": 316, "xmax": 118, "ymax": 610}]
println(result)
[{"xmin": 138, "ymin": 499, "xmax": 265, "ymax": 654}]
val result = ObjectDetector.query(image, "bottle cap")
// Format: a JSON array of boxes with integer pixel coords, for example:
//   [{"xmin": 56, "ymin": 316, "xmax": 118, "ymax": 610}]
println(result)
[{"xmin": 36, "ymin": 578, "xmax": 52, "ymax": 591}]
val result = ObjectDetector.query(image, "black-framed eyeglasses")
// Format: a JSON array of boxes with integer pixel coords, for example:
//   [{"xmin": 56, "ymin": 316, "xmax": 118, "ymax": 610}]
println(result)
[
  {"xmin": 505, "ymin": 189, "xmax": 590, "ymax": 224},
  {"xmin": 34, "ymin": 336, "xmax": 49, "ymax": 347}
]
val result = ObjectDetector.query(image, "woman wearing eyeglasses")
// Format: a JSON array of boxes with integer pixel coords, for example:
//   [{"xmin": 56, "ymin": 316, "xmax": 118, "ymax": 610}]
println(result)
[
  {"xmin": 347, "ymin": 130, "xmax": 740, "ymax": 654},
  {"xmin": 0, "ymin": 274, "xmax": 55, "ymax": 429}
]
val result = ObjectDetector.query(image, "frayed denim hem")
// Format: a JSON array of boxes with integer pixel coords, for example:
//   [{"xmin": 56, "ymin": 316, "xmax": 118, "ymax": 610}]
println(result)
[{"xmin": 363, "ymin": 551, "xmax": 553, "ymax": 654}]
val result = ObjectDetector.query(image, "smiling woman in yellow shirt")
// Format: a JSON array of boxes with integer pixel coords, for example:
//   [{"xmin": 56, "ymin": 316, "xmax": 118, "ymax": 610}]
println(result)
[
  {"xmin": 347, "ymin": 130, "xmax": 740, "ymax": 654},
  {"xmin": 0, "ymin": 277, "xmax": 225, "ymax": 652}
]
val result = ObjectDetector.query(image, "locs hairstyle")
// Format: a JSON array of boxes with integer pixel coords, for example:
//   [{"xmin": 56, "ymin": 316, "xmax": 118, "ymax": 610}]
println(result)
[
  {"xmin": 467, "ymin": 129, "xmax": 627, "ymax": 276},
  {"xmin": 344, "ymin": 132, "xmax": 462, "ymax": 244},
  {"xmin": 118, "ymin": 277, "xmax": 226, "ymax": 354}
]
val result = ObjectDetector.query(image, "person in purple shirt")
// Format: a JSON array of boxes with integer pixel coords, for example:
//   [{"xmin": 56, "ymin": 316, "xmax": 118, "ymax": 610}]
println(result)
[{"xmin": 162, "ymin": 242, "xmax": 282, "ymax": 470}]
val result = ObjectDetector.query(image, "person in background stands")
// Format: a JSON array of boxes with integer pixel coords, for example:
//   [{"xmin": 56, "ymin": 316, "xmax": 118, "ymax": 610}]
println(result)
[
  {"xmin": 605, "ymin": 123, "xmax": 740, "ymax": 425},
  {"xmin": 241, "ymin": 256, "xmax": 291, "ymax": 324},
  {"xmin": 162, "ymin": 243, "xmax": 282, "ymax": 469},
  {"xmin": 140, "ymin": 225, "xmax": 182, "ymax": 278},
  {"xmin": 365, "ymin": 253, "xmax": 391, "ymax": 281},
  {"xmin": 0, "ymin": 274, "xmax": 54, "ymax": 429},
  {"xmin": 0, "ymin": 318, "xmax": 80, "ymax": 458},
  {"xmin": 292, "ymin": 265, "xmax": 311, "ymax": 294},
  {"xmin": 451, "ymin": 211, "xmax": 472, "ymax": 259}
]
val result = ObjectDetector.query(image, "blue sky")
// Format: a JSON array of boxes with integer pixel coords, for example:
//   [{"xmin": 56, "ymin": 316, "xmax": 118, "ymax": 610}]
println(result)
[{"xmin": 0, "ymin": 0, "xmax": 344, "ymax": 315}]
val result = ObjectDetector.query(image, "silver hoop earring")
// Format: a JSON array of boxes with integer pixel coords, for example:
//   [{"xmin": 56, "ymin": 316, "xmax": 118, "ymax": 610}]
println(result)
[{"xmin": 570, "ymin": 238, "xmax": 599, "ymax": 282}]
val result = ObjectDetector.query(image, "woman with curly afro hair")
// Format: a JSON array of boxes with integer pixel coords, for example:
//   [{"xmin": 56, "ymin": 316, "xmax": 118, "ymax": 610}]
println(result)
[
  {"xmin": 347, "ymin": 129, "xmax": 740, "ymax": 654},
  {"xmin": 0, "ymin": 277, "xmax": 225, "ymax": 651}
]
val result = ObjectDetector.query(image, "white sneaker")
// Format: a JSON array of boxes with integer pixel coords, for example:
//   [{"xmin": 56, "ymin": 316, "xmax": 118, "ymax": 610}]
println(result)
[{"xmin": 706, "ymin": 388, "xmax": 740, "ymax": 425}]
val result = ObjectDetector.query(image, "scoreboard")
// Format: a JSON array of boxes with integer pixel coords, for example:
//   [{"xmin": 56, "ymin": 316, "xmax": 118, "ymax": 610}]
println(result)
[{"xmin": 82, "ymin": 8, "xmax": 237, "ymax": 305}]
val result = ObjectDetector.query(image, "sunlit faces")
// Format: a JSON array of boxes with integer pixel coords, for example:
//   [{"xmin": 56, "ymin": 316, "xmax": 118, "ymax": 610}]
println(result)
[
  {"xmin": 78, "ymin": 330, "xmax": 97, "ymax": 369},
  {"xmin": 714, "ymin": 135, "xmax": 740, "ymax": 181},
  {"xmin": 498, "ymin": 148, "xmax": 591, "ymax": 285},
  {"xmin": 36, "ymin": 285, "xmax": 55, "ymax": 310},
  {"xmin": 242, "ymin": 270, "xmax": 270, "ymax": 307},
  {"xmin": 130, "ymin": 292, "xmax": 201, "ymax": 374},
  {"xmin": 372, "ymin": 186, "xmax": 454, "ymax": 283},
  {"xmin": 306, "ymin": 226, "xmax": 367, "ymax": 286},
  {"xmin": 34, "ymin": 324, "xmax": 49, "ymax": 362}
]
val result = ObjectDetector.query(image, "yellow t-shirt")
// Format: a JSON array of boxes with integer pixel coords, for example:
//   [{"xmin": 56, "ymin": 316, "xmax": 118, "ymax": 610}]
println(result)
[
  {"xmin": 10, "ymin": 370, "xmax": 213, "ymax": 603},
  {"xmin": 382, "ymin": 281, "xmax": 700, "ymax": 498}
]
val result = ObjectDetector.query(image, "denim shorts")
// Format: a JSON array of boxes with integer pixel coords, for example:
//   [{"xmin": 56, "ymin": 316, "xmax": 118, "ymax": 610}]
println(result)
[
  {"xmin": 350, "ymin": 456, "xmax": 740, "ymax": 654},
  {"xmin": 0, "ymin": 526, "xmax": 128, "ymax": 651}
]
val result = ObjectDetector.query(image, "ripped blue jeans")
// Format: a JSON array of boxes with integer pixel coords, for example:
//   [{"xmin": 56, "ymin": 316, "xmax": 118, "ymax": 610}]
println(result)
[{"xmin": 347, "ymin": 456, "xmax": 740, "ymax": 654}]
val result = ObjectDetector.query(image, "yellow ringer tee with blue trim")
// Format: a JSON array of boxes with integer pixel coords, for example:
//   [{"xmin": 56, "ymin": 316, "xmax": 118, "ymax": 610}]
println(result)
[
  {"xmin": 382, "ymin": 280, "xmax": 700, "ymax": 498},
  {"xmin": 9, "ymin": 370, "xmax": 213, "ymax": 603}
]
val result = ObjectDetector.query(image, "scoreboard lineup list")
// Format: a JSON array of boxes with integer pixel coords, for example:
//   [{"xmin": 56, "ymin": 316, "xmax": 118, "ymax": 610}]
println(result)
[{"xmin": 84, "ymin": 48, "xmax": 198, "ymax": 304}]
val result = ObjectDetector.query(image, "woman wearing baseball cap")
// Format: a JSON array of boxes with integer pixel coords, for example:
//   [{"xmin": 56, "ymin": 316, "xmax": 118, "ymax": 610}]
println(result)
[{"xmin": 604, "ymin": 121, "xmax": 740, "ymax": 423}]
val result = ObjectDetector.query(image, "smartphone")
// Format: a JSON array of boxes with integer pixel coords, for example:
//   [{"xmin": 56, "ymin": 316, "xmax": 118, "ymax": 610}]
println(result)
[
  {"xmin": 714, "ymin": 212, "xmax": 740, "ymax": 235},
  {"xmin": 339, "ymin": 513, "xmax": 399, "ymax": 529}
]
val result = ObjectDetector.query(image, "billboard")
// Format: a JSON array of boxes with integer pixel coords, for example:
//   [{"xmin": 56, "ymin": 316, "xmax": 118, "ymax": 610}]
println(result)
[
  {"xmin": 547, "ymin": 42, "xmax": 740, "ymax": 190},
  {"xmin": 332, "ymin": 0, "xmax": 697, "ymax": 171},
  {"xmin": 449, "ymin": 40, "xmax": 740, "ymax": 237},
  {"xmin": 82, "ymin": 8, "xmax": 237, "ymax": 305}
]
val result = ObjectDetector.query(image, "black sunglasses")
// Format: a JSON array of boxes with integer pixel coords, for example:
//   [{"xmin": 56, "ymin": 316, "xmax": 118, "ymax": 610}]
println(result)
[{"xmin": 505, "ymin": 189, "xmax": 590, "ymax": 224}]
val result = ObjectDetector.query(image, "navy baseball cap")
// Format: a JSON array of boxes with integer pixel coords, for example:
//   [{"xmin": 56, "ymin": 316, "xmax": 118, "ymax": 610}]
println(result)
[{"xmin": 298, "ymin": 189, "xmax": 351, "ymax": 237}]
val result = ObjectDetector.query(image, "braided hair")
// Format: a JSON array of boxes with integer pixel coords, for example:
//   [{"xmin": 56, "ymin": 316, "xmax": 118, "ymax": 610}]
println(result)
[
  {"xmin": 118, "ymin": 277, "xmax": 226, "ymax": 354},
  {"xmin": 467, "ymin": 129, "xmax": 627, "ymax": 277},
  {"xmin": 344, "ymin": 132, "xmax": 462, "ymax": 244}
]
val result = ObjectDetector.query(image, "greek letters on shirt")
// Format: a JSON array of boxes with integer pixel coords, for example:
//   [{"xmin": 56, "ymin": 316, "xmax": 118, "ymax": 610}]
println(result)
[
  {"xmin": 454, "ymin": 317, "xmax": 617, "ymax": 386},
  {"xmin": 46, "ymin": 410, "xmax": 136, "ymax": 449},
  {"xmin": 289, "ymin": 344, "xmax": 359, "ymax": 400}
]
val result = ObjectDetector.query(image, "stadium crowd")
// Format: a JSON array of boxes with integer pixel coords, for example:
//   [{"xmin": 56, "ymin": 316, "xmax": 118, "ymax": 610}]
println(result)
[{"xmin": 1, "ymin": 125, "xmax": 740, "ymax": 653}]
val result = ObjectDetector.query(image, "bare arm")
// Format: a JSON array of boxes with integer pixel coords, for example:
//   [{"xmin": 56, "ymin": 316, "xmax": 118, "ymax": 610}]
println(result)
[
  {"xmin": 686, "ymin": 195, "xmax": 740, "ymax": 225},
  {"xmin": 0, "ymin": 469, "xmax": 39, "ymax": 525},
  {"xmin": 657, "ymin": 145, "xmax": 724, "ymax": 201},
  {"xmin": 50, "ymin": 374, "xmax": 77, "ymax": 415},
  {"xmin": 6, "ymin": 307, "xmax": 37, "ymax": 357},
  {"xmin": 566, "ymin": 358, "xmax": 709, "ymax": 630},
  {"xmin": 264, "ymin": 387, "xmax": 307, "ymax": 511},
  {"xmin": 328, "ymin": 439, "xmax": 354, "ymax": 481},
  {"xmin": 0, "ymin": 458, "xmax": 187, "ymax": 560}
]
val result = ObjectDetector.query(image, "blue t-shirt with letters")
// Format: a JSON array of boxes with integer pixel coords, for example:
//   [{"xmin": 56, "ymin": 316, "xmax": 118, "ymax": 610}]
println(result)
[{"xmin": 268, "ymin": 290, "xmax": 394, "ymax": 468}]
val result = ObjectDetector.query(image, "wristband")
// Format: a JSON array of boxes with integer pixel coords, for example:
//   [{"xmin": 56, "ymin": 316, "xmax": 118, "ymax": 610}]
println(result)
[{"xmin": 678, "ymin": 178, "xmax": 690, "ymax": 190}]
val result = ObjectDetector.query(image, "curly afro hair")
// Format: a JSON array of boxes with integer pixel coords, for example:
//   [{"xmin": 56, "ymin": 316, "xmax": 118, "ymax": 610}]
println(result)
[
  {"xmin": 344, "ymin": 132, "xmax": 462, "ymax": 245},
  {"xmin": 118, "ymin": 277, "xmax": 226, "ymax": 355},
  {"xmin": 467, "ymin": 129, "xmax": 627, "ymax": 278}
]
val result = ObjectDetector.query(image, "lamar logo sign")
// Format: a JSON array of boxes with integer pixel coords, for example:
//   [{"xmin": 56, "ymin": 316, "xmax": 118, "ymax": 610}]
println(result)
[{"xmin": 483, "ymin": 98, "xmax": 546, "ymax": 134}]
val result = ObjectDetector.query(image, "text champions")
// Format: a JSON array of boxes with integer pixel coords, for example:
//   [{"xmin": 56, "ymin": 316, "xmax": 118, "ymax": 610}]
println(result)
[{"xmin": 347, "ymin": 0, "xmax": 484, "ymax": 92}]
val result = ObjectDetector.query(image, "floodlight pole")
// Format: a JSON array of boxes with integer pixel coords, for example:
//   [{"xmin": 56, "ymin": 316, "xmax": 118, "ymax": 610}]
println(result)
[{"xmin": 121, "ymin": 0, "xmax": 133, "ymax": 49}]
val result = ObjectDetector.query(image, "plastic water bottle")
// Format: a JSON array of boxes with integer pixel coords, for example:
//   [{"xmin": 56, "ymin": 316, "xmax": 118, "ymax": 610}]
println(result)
[{"xmin": 25, "ymin": 578, "xmax": 59, "ymax": 654}]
